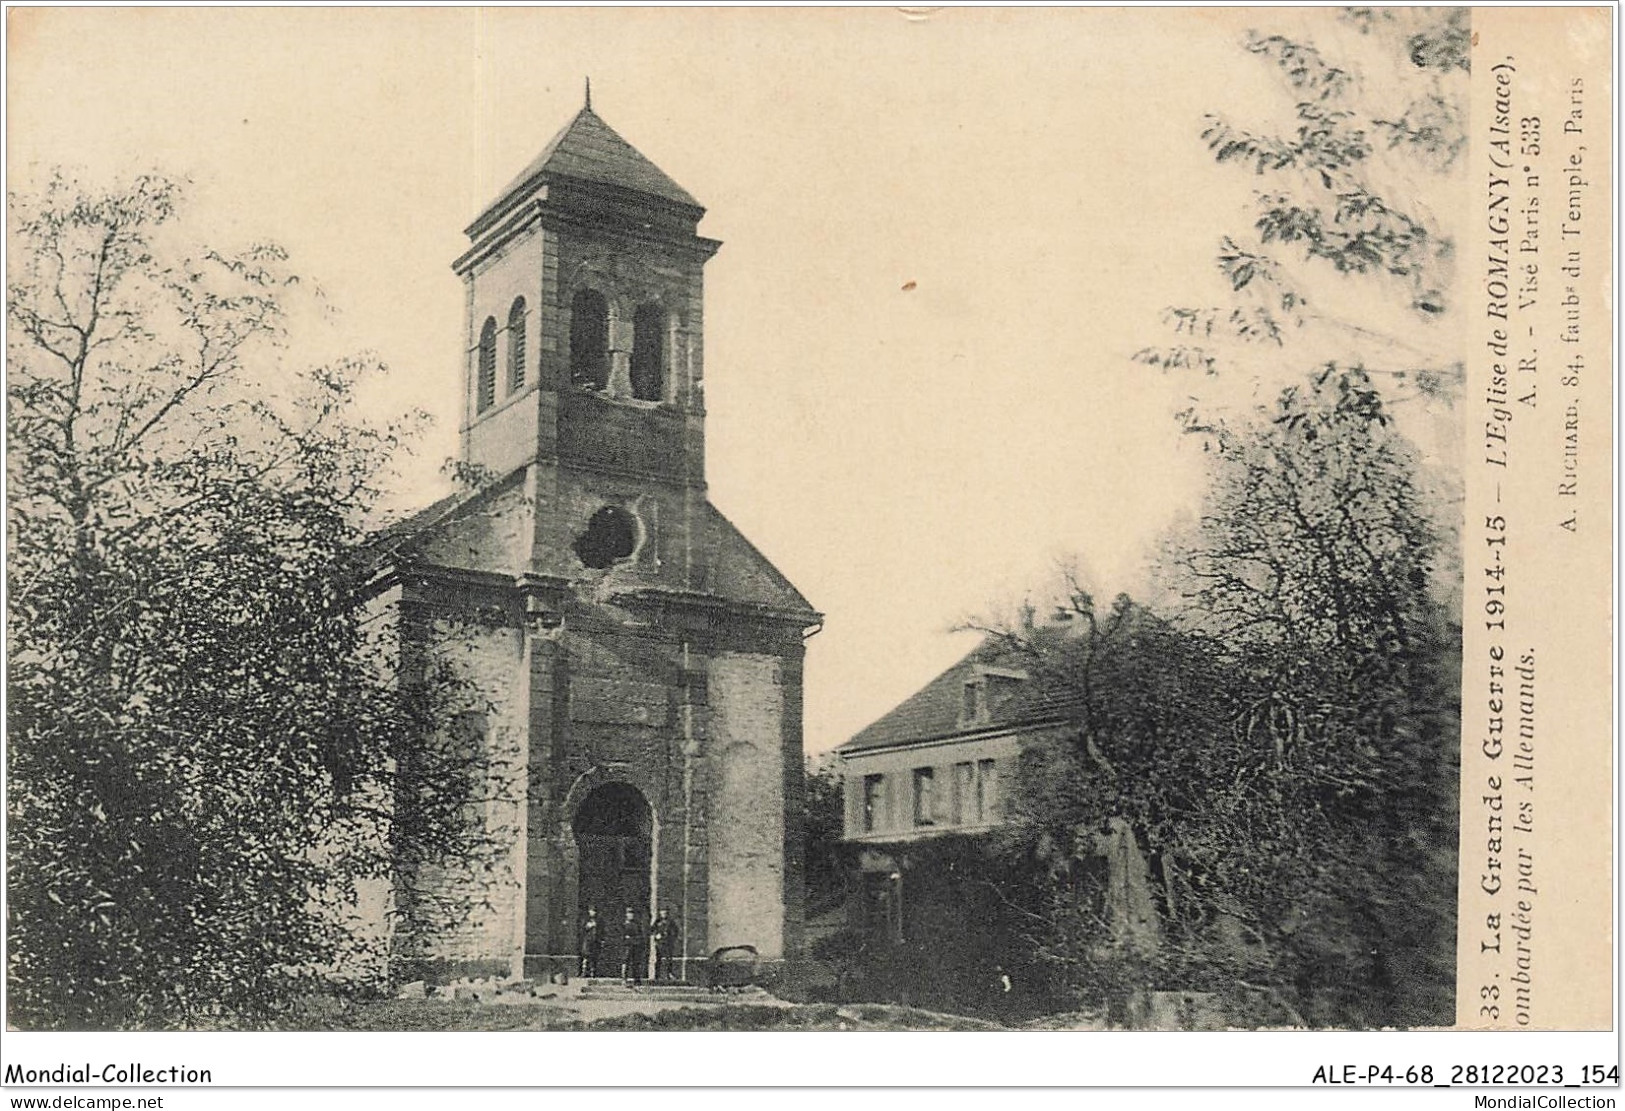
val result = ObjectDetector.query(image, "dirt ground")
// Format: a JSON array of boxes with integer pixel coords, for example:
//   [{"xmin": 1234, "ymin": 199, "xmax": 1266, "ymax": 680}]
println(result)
[{"xmin": 303, "ymin": 991, "xmax": 1008, "ymax": 1032}]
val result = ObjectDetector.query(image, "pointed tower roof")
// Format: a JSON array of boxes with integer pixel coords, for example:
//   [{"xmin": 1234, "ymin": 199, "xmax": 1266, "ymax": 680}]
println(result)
[{"xmin": 468, "ymin": 103, "xmax": 702, "ymax": 236}]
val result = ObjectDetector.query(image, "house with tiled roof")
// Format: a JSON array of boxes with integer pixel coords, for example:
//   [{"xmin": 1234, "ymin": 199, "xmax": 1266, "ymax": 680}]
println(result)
[
  {"xmin": 367, "ymin": 90, "xmax": 819, "ymax": 984},
  {"xmin": 833, "ymin": 635, "xmax": 1073, "ymax": 943},
  {"xmin": 837, "ymin": 637, "xmax": 1071, "ymax": 843}
]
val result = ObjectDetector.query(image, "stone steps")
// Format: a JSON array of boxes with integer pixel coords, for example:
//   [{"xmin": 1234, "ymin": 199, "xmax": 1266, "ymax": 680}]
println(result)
[{"xmin": 576, "ymin": 979, "xmax": 769, "ymax": 1004}]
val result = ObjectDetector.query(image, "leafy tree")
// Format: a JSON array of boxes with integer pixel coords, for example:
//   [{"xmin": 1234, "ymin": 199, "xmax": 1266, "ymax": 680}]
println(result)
[
  {"xmin": 972, "ymin": 584, "xmax": 1244, "ymax": 1016},
  {"xmin": 1022, "ymin": 9, "xmax": 1463, "ymax": 1025},
  {"xmin": 1145, "ymin": 11, "xmax": 1463, "ymax": 1024},
  {"xmin": 801, "ymin": 754, "xmax": 848, "ymax": 919},
  {"xmin": 985, "ymin": 368, "xmax": 1456, "ymax": 1025},
  {"xmin": 1135, "ymin": 7, "xmax": 1469, "ymax": 414},
  {"xmin": 946, "ymin": 10, "xmax": 1464, "ymax": 1028},
  {"xmin": 1164, "ymin": 367, "xmax": 1457, "ymax": 1025},
  {"xmin": 6, "ymin": 172, "xmax": 494, "ymax": 1029}
]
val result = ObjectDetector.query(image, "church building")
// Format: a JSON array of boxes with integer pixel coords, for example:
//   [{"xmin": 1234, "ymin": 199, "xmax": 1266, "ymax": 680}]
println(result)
[{"xmin": 368, "ymin": 94, "xmax": 819, "ymax": 982}]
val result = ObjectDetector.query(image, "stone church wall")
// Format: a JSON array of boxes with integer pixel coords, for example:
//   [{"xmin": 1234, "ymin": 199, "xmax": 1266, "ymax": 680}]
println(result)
[
  {"xmin": 399, "ymin": 615, "xmax": 529, "ymax": 979},
  {"xmin": 555, "ymin": 391, "xmax": 692, "ymax": 480},
  {"xmin": 706, "ymin": 652, "xmax": 787, "ymax": 959}
]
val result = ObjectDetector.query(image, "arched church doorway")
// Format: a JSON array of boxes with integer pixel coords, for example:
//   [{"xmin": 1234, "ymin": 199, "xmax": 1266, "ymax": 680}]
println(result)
[{"xmin": 573, "ymin": 783, "xmax": 653, "ymax": 949}]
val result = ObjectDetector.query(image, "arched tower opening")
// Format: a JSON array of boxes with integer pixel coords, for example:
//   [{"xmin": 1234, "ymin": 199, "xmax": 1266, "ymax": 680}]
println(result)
[
  {"xmin": 630, "ymin": 303, "xmax": 666, "ymax": 401},
  {"xmin": 570, "ymin": 289, "xmax": 610, "ymax": 390}
]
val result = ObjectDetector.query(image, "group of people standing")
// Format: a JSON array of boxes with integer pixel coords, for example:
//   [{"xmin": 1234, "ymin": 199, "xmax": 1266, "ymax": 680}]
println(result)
[{"xmin": 579, "ymin": 905, "xmax": 679, "ymax": 984}]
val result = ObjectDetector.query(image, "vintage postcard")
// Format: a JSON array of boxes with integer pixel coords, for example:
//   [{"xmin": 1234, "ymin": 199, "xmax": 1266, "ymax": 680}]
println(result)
[{"xmin": 2, "ymin": 5, "xmax": 1614, "ymax": 1098}]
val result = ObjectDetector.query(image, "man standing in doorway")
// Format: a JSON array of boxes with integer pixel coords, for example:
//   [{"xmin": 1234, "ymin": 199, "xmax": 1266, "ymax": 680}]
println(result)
[
  {"xmin": 580, "ymin": 906, "xmax": 601, "ymax": 978},
  {"xmin": 620, "ymin": 906, "xmax": 647, "ymax": 985},
  {"xmin": 650, "ymin": 907, "xmax": 679, "ymax": 982}
]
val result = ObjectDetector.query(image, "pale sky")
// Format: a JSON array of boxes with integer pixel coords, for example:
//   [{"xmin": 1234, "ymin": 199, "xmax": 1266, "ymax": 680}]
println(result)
[{"xmin": 8, "ymin": 7, "xmax": 1410, "ymax": 755}]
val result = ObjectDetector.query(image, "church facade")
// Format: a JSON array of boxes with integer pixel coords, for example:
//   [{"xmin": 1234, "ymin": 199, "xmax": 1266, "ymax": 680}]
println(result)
[{"xmin": 368, "ymin": 98, "xmax": 819, "ymax": 982}]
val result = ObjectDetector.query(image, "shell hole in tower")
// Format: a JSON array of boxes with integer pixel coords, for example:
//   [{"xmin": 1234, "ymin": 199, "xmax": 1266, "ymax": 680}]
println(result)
[{"xmin": 574, "ymin": 505, "xmax": 637, "ymax": 569}]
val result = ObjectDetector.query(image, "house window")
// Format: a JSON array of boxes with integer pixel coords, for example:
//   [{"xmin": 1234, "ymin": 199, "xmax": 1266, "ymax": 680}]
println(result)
[
  {"xmin": 507, "ymin": 297, "xmax": 527, "ymax": 393},
  {"xmin": 570, "ymin": 288, "xmax": 610, "ymax": 389},
  {"xmin": 976, "ymin": 758, "xmax": 997, "ymax": 823},
  {"xmin": 951, "ymin": 761, "xmax": 974, "ymax": 825},
  {"xmin": 911, "ymin": 766, "xmax": 935, "ymax": 827},
  {"xmin": 630, "ymin": 303, "xmax": 665, "ymax": 401},
  {"xmin": 475, "ymin": 317, "xmax": 497, "ymax": 413},
  {"xmin": 862, "ymin": 773, "xmax": 884, "ymax": 833}
]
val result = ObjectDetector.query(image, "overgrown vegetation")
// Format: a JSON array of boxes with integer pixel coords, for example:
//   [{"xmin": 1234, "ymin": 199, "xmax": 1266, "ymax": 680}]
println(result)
[
  {"xmin": 6, "ymin": 172, "xmax": 500, "ymax": 1029},
  {"xmin": 987, "ymin": 9, "xmax": 1464, "ymax": 1027},
  {"xmin": 818, "ymin": 10, "xmax": 1464, "ymax": 1028},
  {"xmin": 977, "ymin": 371, "xmax": 1458, "ymax": 1026}
]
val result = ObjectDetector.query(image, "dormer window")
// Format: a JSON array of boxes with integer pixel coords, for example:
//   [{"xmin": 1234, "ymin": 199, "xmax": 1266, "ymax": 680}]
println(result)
[
  {"xmin": 570, "ymin": 289, "xmax": 610, "ymax": 390},
  {"xmin": 630, "ymin": 303, "xmax": 666, "ymax": 401},
  {"xmin": 476, "ymin": 317, "xmax": 497, "ymax": 413},
  {"xmin": 961, "ymin": 680, "xmax": 988, "ymax": 726},
  {"xmin": 507, "ymin": 298, "xmax": 527, "ymax": 393},
  {"xmin": 961, "ymin": 666, "xmax": 1024, "ymax": 727}
]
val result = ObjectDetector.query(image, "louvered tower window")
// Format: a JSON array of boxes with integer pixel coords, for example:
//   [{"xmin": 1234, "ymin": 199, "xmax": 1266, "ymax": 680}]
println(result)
[
  {"xmin": 476, "ymin": 316, "xmax": 497, "ymax": 413},
  {"xmin": 507, "ymin": 298, "xmax": 527, "ymax": 393}
]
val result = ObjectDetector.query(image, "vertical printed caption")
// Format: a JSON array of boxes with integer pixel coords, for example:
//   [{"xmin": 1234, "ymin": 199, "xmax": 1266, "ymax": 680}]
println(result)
[{"xmin": 1460, "ymin": 7, "xmax": 1611, "ymax": 1031}]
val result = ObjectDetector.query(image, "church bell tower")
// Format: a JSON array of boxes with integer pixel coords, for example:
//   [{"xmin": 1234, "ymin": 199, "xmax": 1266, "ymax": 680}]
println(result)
[
  {"xmin": 451, "ymin": 90, "xmax": 723, "ymax": 586},
  {"xmin": 454, "ymin": 89, "xmax": 717, "ymax": 487},
  {"xmin": 379, "ymin": 90, "xmax": 818, "ymax": 983}
]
